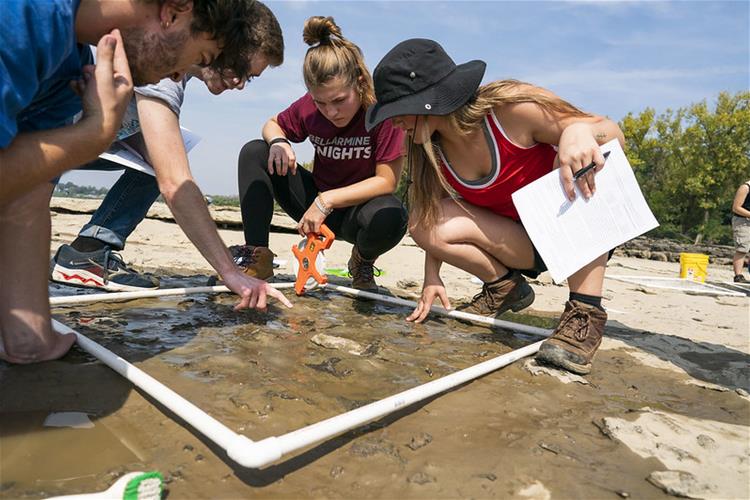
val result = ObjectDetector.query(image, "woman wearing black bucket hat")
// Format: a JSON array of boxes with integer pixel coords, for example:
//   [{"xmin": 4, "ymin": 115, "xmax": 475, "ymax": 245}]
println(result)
[{"xmin": 367, "ymin": 39, "xmax": 625, "ymax": 375}]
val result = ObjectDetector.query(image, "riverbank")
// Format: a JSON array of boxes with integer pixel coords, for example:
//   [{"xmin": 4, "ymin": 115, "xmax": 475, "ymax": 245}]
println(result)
[{"xmin": 0, "ymin": 198, "xmax": 746, "ymax": 499}]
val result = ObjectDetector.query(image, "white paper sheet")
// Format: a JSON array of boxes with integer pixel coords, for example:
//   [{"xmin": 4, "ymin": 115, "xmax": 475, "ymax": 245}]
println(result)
[
  {"xmin": 511, "ymin": 139, "xmax": 658, "ymax": 283},
  {"xmin": 98, "ymin": 127, "xmax": 201, "ymax": 176}
]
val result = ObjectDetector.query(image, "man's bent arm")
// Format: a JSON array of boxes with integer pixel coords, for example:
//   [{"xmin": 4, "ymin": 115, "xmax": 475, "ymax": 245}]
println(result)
[
  {"xmin": 0, "ymin": 121, "xmax": 112, "ymax": 206},
  {"xmin": 135, "ymin": 94, "xmax": 237, "ymax": 277}
]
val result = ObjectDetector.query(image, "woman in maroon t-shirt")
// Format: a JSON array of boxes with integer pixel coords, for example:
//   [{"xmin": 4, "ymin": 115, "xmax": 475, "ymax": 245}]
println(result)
[{"xmin": 233, "ymin": 16, "xmax": 407, "ymax": 290}]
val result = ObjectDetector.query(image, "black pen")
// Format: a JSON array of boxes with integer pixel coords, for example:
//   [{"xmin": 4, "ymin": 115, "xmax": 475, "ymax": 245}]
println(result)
[{"xmin": 573, "ymin": 151, "xmax": 610, "ymax": 181}]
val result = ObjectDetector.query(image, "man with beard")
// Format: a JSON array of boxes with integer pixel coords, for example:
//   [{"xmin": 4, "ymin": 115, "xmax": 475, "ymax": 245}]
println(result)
[
  {"xmin": 50, "ymin": 1, "xmax": 286, "ymax": 298},
  {"xmin": 0, "ymin": 0, "xmax": 291, "ymax": 364}
]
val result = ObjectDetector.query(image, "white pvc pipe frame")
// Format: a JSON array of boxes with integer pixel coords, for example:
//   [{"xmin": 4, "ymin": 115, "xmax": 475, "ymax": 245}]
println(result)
[
  {"xmin": 606, "ymin": 274, "xmax": 745, "ymax": 297},
  {"xmin": 50, "ymin": 283, "xmax": 551, "ymax": 469}
]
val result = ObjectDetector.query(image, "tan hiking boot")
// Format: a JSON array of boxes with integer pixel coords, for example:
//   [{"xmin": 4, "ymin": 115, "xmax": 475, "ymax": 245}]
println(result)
[
  {"xmin": 458, "ymin": 271, "xmax": 535, "ymax": 316},
  {"xmin": 535, "ymin": 300, "xmax": 607, "ymax": 375},
  {"xmin": 347, "ymin": 246, "xmax": 379, "ymax": 291},
  {"xmin": 229, "ymin": 245, "xmax": 275, "ymax": 280}
]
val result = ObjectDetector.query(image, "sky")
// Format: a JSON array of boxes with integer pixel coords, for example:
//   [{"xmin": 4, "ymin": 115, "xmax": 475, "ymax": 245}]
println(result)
[{"xmin": 62, "ymin": 0, "xmax": 750, "ymax": 195}]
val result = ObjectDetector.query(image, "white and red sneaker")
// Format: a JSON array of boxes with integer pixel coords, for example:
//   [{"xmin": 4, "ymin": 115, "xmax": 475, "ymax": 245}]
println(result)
[{"xmin": 50, "ymin": 244, "xmax": 159, "ymax": 292}]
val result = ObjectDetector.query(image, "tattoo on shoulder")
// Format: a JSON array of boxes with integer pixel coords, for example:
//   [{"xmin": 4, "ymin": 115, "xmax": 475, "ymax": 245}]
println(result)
[{"xmin": 595, "ymin": 132, "xmax": 607, "ymax": 140}]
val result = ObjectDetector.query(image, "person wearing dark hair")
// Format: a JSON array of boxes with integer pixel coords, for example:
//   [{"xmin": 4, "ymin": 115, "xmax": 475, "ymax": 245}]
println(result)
[
  {"xmin": 50, "ymin": 1, "xmax": 285, "ymax": 295},
  {"xmin": 0, "ymin": 0, "xmax": 288, "ymax": 365},
  {"xmin": 234, "ymin": 16, "xmax": 408, "ymax": 291},
  {"xmin": 731, "ymin": 180, "xmax": 750, "ymax": 283},
  {"xmin": 366, "ymin": 39, "xmax": 625, "ymax": 375}
]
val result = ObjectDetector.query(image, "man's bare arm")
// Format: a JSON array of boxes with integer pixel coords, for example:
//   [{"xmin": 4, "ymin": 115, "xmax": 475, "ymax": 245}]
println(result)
[{"xmin": 136, "ymin": 94, "xmax": 292, "ymax": 310}]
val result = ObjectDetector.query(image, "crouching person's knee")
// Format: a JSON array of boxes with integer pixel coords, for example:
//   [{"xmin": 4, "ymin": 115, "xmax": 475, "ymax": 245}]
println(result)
[
  {"xmin": 407, "ymin": 215, "xmax": 438, "ymax": 250},
  {"xmin": 239, "ymin": 139, "xmax": 270, "ymax": 169}
]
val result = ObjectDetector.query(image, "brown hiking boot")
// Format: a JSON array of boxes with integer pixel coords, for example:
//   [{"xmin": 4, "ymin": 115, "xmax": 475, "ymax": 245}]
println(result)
[
  {"xmin": 535, "ymin": 300, "xmax": 607, "ymax": 375},
  {"xmin": 347, "ymin": 246, "xmax": 379, "ymax": 291},
  {"xmin": 457, "ymin": 271, "xmax": 535, "ymax": 316},
  {"xmin": 229, "ymin": 245, "xmax": 275, "ymax": 280}
]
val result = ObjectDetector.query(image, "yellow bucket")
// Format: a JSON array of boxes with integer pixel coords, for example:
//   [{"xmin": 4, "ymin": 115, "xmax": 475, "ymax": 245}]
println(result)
[{"xmin": 679, "ymin": 253, "xmax": 709, "ymax": 282}]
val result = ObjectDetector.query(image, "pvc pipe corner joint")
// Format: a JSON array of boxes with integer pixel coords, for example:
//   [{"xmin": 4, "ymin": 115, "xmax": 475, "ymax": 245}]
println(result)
[{"xmin": 227, "ymin": 435, "xmax": 282, "ymax": 469}]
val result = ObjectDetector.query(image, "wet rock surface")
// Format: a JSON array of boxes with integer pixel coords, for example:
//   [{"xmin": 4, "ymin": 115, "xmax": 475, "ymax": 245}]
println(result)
[
  {"xmin": 647, "ymin": 470, "xmax": 715, "ymax": 498},
  {"xmin": 522, "ymin": 358, "xmax": 590, "ymax": 385},
  {"xmin": 406, "ymin": 432, "xmax": 433, "ymax": 451},
  {"xmin": 310, "ymin": 333, "xmax": 367, "ymax": 355},
  {"xmin": 598, "ymin": 408, "xmax": 749, "ymax": 499}
]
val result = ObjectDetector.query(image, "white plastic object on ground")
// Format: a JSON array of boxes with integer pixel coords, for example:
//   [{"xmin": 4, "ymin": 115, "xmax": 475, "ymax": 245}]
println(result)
[
  {"xmin": 46, "ymin": 471, "xmax": 162, "ymax": 500},
  {"xmin": 43, "ymin": 412, "xmax": 94, "ymax": 429},
  {"xmin": 49, "ymin": 283, "xmax": 295, "ymax": 306},
  {"xmin": 607, "ymin": 275, "xmax": 744, "ymax": 297},
  {"xmin": 321, "ymin": 283, "xmax": 550, "ymax": 337}
]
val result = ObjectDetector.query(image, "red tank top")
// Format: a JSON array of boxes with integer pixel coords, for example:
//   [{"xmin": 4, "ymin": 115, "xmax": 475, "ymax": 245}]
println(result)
[{"xmin": 439, "ymin": 110, "xmax": 558, "ymax": 221}]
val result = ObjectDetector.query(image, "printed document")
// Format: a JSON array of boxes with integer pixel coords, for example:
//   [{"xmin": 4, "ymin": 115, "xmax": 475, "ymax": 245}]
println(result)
[
  {"xmin": 511, "ymin": 139, "xmax": 658, "ymax": 283},
  {"xmin": 98, "ymin": 127, "xmax": 201, "ymax": 176}
]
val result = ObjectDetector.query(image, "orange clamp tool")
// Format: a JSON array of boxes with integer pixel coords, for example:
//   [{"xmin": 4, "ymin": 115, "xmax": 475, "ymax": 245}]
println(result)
[{"xmin": 291, "ymin": 224, "xmax": 335, "ymax": 295}]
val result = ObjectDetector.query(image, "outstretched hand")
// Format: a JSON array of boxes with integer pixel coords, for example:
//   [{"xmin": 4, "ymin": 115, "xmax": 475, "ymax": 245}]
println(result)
[
  {"xmin": 406, "ymin": 280, "xmax": 451, "ymax": 324},
  {"xmin": 223, "ymin": 270, "xmax": 293, "ymax": 311}
]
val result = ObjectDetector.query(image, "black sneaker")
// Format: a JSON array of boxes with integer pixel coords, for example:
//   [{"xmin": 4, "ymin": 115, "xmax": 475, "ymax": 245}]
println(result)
[
  {"xmin": 50, "ymin": 244, "xmax": 159, "ymax": 292},
  {"xmin": 734, "ymin": 274, "xmax": 748, "ymax": 283}
]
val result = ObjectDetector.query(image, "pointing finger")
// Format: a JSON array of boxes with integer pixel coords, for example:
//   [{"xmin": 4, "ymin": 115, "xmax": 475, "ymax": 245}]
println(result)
[{"xmin": 269, "ymin": 286, "xmax": 293, "ymax": 308}]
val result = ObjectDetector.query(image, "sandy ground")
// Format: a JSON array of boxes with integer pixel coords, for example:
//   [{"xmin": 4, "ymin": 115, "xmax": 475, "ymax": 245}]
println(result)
[{"xmin": 1, "ymin": 199, "xmax": 748, "ymax": 499}]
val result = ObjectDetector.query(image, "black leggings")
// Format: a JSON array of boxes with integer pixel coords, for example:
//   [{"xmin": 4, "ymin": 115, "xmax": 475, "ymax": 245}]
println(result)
[{"xmin": 238, "ymin": 140, "xmax": 408, "ymax": 260}]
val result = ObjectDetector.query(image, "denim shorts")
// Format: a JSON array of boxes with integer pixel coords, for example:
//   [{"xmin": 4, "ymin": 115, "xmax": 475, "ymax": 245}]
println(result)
[{"xmin": 733, "ymin": 215, "xmax": 750, "ymax": 253}]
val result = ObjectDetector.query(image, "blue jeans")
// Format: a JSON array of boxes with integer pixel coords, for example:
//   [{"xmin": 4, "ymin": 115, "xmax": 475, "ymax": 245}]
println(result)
[{"xmin": 76, "ymin": 159, "xmax": 160, "ymax": 250}]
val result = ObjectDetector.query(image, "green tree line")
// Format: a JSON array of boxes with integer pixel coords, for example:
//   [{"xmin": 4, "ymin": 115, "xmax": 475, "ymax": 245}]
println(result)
[
  {"xmin": 620, "ymin": 90, "xmax": 750, "ymax": 244},
  {"xmin": 53, "ymin": 181, "xmax": 109, "ymax": 198}
]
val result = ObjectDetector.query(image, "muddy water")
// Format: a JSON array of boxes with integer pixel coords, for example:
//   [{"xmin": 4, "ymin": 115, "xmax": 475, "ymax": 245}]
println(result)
[{"xmin": 1, "ymin": 278, "xmax": 748, "ymax": 498}]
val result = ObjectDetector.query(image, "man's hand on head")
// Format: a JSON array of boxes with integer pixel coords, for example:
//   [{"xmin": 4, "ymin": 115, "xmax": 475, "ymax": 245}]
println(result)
[{"xmin": 78, "ymin": 29, "xmax": 134, "ymax": 148}]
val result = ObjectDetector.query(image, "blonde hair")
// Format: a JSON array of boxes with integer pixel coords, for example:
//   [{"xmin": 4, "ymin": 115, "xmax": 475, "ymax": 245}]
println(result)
[
  {"xmin": 301, "ymin": 16, "xmax": 375, "ymax": 107},
  {"xmin": 408, "ymin": 79, "xmax": 592, "ymax": 226}
]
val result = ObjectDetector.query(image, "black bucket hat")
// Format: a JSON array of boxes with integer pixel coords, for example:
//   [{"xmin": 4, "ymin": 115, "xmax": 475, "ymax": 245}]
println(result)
[{"xmin": 365, "ymin": 38, "xmax": 486, "ymax": 131}]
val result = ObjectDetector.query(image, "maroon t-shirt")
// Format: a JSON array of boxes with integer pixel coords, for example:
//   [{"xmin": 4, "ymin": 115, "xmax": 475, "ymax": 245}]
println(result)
[{"xmin": 276, "ymin": 93, "xmax": 405, "ymax": 192}]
